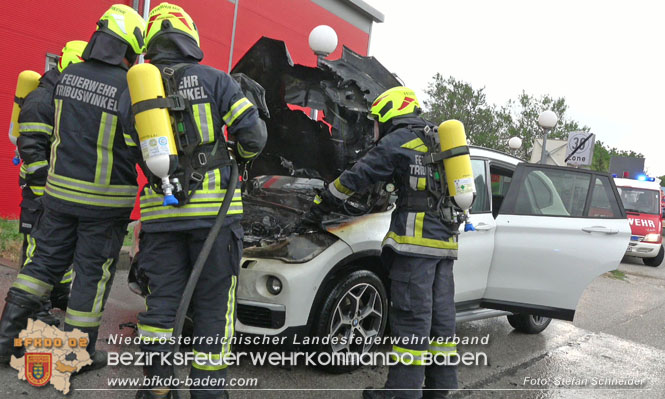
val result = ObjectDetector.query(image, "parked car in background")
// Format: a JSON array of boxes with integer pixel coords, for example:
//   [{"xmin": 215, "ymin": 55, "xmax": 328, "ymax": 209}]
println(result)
[{"xmin": 614, "ymin": 177, "xmax": 664, "ymax": 266}]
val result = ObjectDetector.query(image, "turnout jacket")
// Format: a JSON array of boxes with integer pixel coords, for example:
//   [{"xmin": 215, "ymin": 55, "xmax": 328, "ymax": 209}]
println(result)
[
  {"xmin": 327, "ymin": 117, "xmax": 458, "ymax": 259},
  {"xmin": 17, "ymin": 68, "xmax": 60, "ymax": 203},
  {"xmin": 122, "ymin": 60, "xmax": 266, "ymax": 232},
  {"xmin": 44, "ymin": 60, "xmax": 138, "ymax": 218}
]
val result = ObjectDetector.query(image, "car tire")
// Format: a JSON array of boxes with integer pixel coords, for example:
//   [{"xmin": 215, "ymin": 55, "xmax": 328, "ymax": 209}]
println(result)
[
  {"xmin": 643, "ymin": 245, "xmax": 664, "ymax": 267},
  {"xmin": 312, "ymin": 269, "xmax": 388, "ymax": 374},
  {"xmin": 506, "ymin": 314, "xmax": 552, "ymax": 334}
]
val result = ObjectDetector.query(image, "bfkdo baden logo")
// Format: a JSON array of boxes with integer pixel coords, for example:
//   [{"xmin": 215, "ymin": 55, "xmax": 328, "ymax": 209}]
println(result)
[{"xmin": 25, "ymin": 353, "xmax": 52, "ymax": 387}]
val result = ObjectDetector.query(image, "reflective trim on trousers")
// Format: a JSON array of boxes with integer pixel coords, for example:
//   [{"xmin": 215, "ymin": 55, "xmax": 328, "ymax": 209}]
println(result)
[
  {"xmin": 92, "ymin": 258, "xmax": 113, "ymax": 313},
  {"xmin": 390, "ymin": 345, "xmax": 427, "ymax": 366},
  {"xmin": 192, "ymin": 349, "xmax": 228, "ymax": 371},
  {"xmin": 12, "ymin": 273, "xmax": 53, "ymax": 297},
  {"xmin": 65, "ymin": 308, "xmax": 103, "ymax": 328},
  {"xmin": 138, "ymin": 324, "xmax": 173, "ymax": 343},
  {"xmin": 223, "ymin": 276, "xmax": 237, "ymax": 355},
  {"xmin": 383, "ymin": 237, "xmax": 458, "ymax": 258}
]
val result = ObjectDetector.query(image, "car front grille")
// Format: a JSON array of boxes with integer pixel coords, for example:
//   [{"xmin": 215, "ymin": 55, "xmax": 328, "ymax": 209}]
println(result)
[{"xmin": 237, "ymin": 303, "xmax": 285, "ymax": 329}]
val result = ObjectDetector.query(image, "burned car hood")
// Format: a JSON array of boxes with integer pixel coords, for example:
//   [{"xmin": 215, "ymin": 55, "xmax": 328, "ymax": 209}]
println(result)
[{"xmin": 232, "ymin": 37, "xmax": 400, "ymax": 182}]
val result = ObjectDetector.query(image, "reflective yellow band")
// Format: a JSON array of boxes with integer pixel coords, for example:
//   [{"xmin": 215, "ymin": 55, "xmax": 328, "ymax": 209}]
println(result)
[
  {"xmin": 428, "ymin": 341, "xmax": 457, "ymax": 356},
  {"xmin": 24, "ymin": 160, "xmax": 48, "ymax": 174},
  {"xmin": 49, "ymin": 99, "xmax": 63, "ymax": 174},
  {"xmin": 46, "ymin": 183, "xmax": 137, "ymax": 208},
  {"xmin": 19, "ymin": 165, "xmax": 26, "ymax": 179},
  {"xmin": 47, "ymin": 173, "xmax": 138, "ymax": 195},
  {"xmin": 415, "ymin": 212, "xmax": 425, "ymax": 238},
  {"xmin": 329, "ymin": 177, "xmax": 354, "ymax": 200},
  {"xmin": 65, "ymin": 308, "xmax": 103, "ymax": 328},
  {"xmin": 401, "ymin": 138, "xmax": 428, "ymax": 153},
  {"xmin": 223, "ymin": 97, "xmax": 253, "ymax": 127},
  {"xmin": 60, "ymin": 269, "xmax": 73, "ymax": 284},
  {"xmin": 194, "ymin": 103, "xmax": 215, "ymax": 143},
  {"xmin": 192, "ymin": 349, "xmax": 228, "ymax": 371},
  {"xmin": 390, "ymin": 345, "xmax": 427, "ymax": 366},
  {"xmin": 19, "ymin": 122, "xmax": 53, "ymax": 135},
  {"xmin": 417, "ymin": 177, "xmax": 427, "ymax": 191},
  {"xmin": 138, "ymin": 324, "xmax": 173, "ymax": 343},
  {"xmin": 30, "ymin": 186, "xmax": 45, "ymax": 196},
  {"xmin": 223, "ymin": 276, "xmax": 237, "ymax": 355},
  {"xmin": 123, "ymin": 132, "xmax": 137, "ymax": 147},
  {"xmin": 237, "ymin": 142, "xmax": 258, "ymax": 159},
  {"xmin": 12, "ymin": 273, "xmax": 53, "ymax": 297},
  {"xmin": 95, "ymin": 112, "xmax": 118, "ymax": 186},
  {"xmin": 141, "ymin": 202, "xmax": 243, "ymax": 221},
  {"xmin": 92, "ymin": 258, "xmax": 113, "ymax": 313},
  {"xmin": 383, "ymin": 232, "xmax": 458, "ymax": 258},
  {"xmin": 22, "ymin": 235, "xmax": 36, "ymax": 268},
  {"xmin": 314, "ymin": 195, "xmax": 322, "ymax": 205}
]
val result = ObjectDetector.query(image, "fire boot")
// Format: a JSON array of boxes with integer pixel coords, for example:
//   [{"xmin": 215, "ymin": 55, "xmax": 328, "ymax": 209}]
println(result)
[
  {"xmin": 70, "ymin": 328, "xmax": 108, "ymax": 374},
  {"xmin": 363, "ymin": 387, "xmax": 398, "ymax": 399},
  {"xmin": 34, "ymin": 298, "xmax": 60, "ymax": 327},
  {"xmin": 0, "ymin": 289, "xmax": 42, "ymax": 363},
  {"xmin": 135, "ymin": 361, "xmax": 179, "ymax": 399},
  {"xmin": 50, "ymin": 282, "xmax": 70, "ymax": 311}
]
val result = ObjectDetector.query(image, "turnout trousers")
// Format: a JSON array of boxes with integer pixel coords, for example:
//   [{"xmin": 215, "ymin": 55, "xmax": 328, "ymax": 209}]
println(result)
[
  {"xmin": 12, "ymin": 205, "xmax": 128, "ymax": 353},
  {"xmin": 383, "ymin": 248, "xmax": 458, "ymax": 398},
  {"xmin": 137, "ymin": 224, "xmax": 243, "ymax": 399}
]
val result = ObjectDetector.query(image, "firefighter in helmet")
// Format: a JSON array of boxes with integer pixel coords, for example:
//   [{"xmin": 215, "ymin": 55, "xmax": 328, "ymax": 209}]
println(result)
[
  {"xmin": 15, "ymin": 40, "xmax": 87, "ymax": 325},
  {"xmin": 305, "ymin": 87, "xmax": 459, "ymax": 398},
  {"xmin": 0, "ymin": 4, "xmax": 146, "ymax": 372},
  {"xmin": 120, "ymin": 3, "xmax": 266, "ymax": 398}
]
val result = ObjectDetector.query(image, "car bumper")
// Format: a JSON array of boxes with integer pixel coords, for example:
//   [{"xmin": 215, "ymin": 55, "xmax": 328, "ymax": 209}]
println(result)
[{"xmin": 626, "ymin": 241, "xmax": 661, "ymax": 258}]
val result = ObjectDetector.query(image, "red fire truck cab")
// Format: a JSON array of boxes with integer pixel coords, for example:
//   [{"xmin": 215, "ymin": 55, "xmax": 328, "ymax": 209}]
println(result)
[{"xmin": 614, "ymin": 177, "xmax": 664, "ymax": 266}]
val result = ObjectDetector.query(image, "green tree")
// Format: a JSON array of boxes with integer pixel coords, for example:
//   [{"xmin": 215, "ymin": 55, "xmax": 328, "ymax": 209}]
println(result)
[{"xmin": 589, "ymin": 140, "xmax": 644, "ymax": 172}]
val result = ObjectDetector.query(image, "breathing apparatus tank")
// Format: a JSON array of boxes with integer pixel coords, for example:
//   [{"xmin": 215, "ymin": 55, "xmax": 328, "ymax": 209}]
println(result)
[
  {"xmin": 127, "ymin": 63, "xmax": 179, "ymax": 206},
  {"xmin": 437, "ymin": 119, "xmax": 476, "ymax": 231},
  {"xmin": 9, "ymin": 70, "xmax": 41, "ymax": 165}
]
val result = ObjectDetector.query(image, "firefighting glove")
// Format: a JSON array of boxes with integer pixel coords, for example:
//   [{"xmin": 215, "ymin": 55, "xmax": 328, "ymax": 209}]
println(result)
[{"xmin": 300, "ymin": 190, "xmax": 340, "ymax": 230}]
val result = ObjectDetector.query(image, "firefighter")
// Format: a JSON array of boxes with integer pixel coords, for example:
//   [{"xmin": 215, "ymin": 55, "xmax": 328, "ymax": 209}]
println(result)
[
  {"xmin": 121, "ymin": 3, "xmax": 266, "ymax": 398},
  {"xmin": 0, "ymin": 4, "xmax": 146, "ymax": 370},
  {"xmin": 305, "ymin": 87, "xmax": 459, "ymax": 399},
  {"xmin": 16, "ymin": 40, "xmax": 87, "ymax": 325}
]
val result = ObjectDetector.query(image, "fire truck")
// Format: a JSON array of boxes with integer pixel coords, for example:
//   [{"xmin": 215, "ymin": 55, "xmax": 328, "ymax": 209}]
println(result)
[{"xmin": 614, "ymin": 176, "xmax": 664, "ymax": 266}]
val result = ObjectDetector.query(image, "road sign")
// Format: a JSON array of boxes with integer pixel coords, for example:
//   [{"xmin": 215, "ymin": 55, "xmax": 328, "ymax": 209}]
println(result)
[{"xmin": 565, "ymin": 131, "xmax": 595, "ymax": 166}]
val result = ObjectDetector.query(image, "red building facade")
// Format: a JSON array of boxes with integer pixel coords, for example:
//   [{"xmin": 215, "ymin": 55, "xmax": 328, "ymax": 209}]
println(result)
[{"xmin": 0, "ymin": 0, "xmax": 382, "ymax": 218}]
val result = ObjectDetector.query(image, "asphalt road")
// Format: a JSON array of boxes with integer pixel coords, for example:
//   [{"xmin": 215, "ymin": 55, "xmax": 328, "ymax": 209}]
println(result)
[{"xmin": 1, "ymin": 255, "xmax": 665, "ymax": 398}]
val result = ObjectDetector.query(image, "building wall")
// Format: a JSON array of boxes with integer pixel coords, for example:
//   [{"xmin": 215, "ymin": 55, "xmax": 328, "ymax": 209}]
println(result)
[{"xmin": 0, "ymin": 0, "xmax": 372, "ymax": 218}]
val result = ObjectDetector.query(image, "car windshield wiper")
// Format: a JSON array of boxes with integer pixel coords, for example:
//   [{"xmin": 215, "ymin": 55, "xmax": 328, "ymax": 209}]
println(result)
[{"xmin": 624, "ymin": 208, "xmax": 644, "ymax": 213}]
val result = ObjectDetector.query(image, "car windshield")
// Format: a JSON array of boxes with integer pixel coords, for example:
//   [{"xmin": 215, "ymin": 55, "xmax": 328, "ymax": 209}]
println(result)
[{"xmin": 617, "ymin": 187, "xmax": 660, "ymax": 215}]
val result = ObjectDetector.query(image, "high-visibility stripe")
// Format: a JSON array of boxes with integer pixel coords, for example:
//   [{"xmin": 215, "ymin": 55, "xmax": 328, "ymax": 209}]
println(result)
[
  {"xmin": 24, "ymin": 160, "xmax": 48, "ymax": 174},
  {"xmin": 60, "ymin": 269, "xmax": 73, "ymax": 284},
  {"xmin": 192, "ymin": 349, "xmax": 228, "ymax": 371},
  {"xmin": 92, "ymin": 258, "xmax": 113, "ymax": 313},
  {"xmin": 95, "ymin": 112, "xmax": 118, "ymax": 186},
  {"xmin": 65, "ymin": 308, "xmax": 103, "ymax": 328},
  {"xmin": 223, "ymin": 276, "xmax": 237, "ymax": 356},
  {"xmin": 193, "ymin": 103, "xmax": 215, "ymax": 143},
  {"xmin": 401, "ymin": 138, "xmax": 428, "ymax": 153},
  {"xmin": 141, "ymin": 188, "xmax": 241, "ymax": 207},
  {"xmin": 49, "ymin": 99, "xmax": 64, "ymax": 174},
  {"xmin": 48, "ymin": 173, "xmax": 138, "ymax": 196},
  {"xmin": 417, "ymin": 177, "xmax": 427, "ymax": 191},
  {"xmin": 45, "ymin": 183, "xmax": 137, "ymax": 208},
  {"xmin": 12, "ymin": 273, "xmax": 53, "ymax": 297},
  {"xmin": 19, "ymin": 122, "xmax": 53, "ymax": 135},
  {"xmin": 383, "ymin": 232, "xmax": 458, "ymax": 258},
  {"xmin": 138, "ymin": 324, "xmax": 173, "ymax": 343},
  {"xmin": 19, "ymin": 165, "xmax": 26, "ymax": 179},
  {"xmin": 23, "ymin": 235, "xmax": 36, "ymax": 268},
  {"xmin": 406, "ymin": 212, "xmax": 416, "ymax": 237},
  {"xmin": 415, "ymin": 212, "xmax": 425, "ymax": 238},
  {"xmin": 123, "ymin": 132, "xmax": 137, "ymax": 147},
  {"xmin": 223, "ymin": 97, "xmax": 253, "ymax": 127},
  {"xmin": 390, "ymin": 345, "xmax": 427, "ymax": 366},
  {"xmin": 429, "ymin": 341, "xmax": 457, "ymax": 356},
  {"xmin": 314, "ymin": 195, "xmax": 322, "ymax": 205},
  {"xmin": 237, "ymin": 142, "xmax": 258, "ymax": 159},
  {"xmin": 329, "ymin": 177, "xmax": 354, "ymax": 200},
  {"xmin": 141, "ymin": 203, "xmax": 243, "ymax": 221},
  {"xmin": 205, "ymin": 169, "xmax": 221, "ymax": 191},
  {"xmin": 30, "ymin": 186, "xmax": 45, "ymax": 196}
]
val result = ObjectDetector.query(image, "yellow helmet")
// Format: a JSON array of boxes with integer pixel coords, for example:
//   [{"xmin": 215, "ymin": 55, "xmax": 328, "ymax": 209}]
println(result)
[
  {"xmin": 370, "ymin": 86, "xmax": 421, "ymax": 123},
  {"xmin": 145, "ymin": 3, "xmax": 200, "ymax": 48},
  {"xmin": 58, "ymin": 40, "xmax": 87, "ymax": 73},
  {"xmin": 97, "ymin": 4, "xmax": 146, "ymax": 55}
]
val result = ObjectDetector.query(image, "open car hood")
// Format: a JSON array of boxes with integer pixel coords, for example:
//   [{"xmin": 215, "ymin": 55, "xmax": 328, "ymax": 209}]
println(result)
[{"xmin": 232, "ymin": 37, "xmax": 400, "ymax": 182}]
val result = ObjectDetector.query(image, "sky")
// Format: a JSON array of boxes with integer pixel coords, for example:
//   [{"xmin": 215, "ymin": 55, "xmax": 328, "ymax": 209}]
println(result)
[{"xmin": 363, "ymin": 0, "xmax": 665, "ymax": 176}]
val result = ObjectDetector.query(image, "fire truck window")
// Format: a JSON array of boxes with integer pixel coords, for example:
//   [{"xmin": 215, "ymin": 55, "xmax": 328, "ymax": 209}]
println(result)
[{"xmin": 588, "ymin": 176, "xmax": 621, "ymax": 218}]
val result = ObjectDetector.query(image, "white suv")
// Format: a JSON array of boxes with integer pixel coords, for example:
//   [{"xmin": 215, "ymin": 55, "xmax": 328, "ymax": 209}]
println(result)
[{"xmin": 234, "ymin": 147, "xmax": 630, "ymax": 368}]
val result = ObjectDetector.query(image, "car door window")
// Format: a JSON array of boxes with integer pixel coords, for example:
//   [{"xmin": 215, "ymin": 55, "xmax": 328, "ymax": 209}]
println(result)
[
  {"xmin": 511, "ymin": 168, "xmax": 591, "ymax": 217},
  {"xmin": 471, "ymin": 159, "xmax": 490, "ymax": 214},
  {"xmin": 588, "ymin": 176, "xmax": 622, "ymax": 218}
]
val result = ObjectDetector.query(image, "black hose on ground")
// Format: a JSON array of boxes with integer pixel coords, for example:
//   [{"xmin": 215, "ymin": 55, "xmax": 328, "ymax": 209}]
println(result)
[{"xmin": 172, "ymin": 160, "xmax": 239, "ymax": 353}]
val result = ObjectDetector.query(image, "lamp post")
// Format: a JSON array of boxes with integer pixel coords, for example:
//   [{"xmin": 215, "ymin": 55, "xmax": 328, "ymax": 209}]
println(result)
[
  {"xmin": 508, "ymin": 136, "xmax": 523, "ymax": 155},
  {"xmin": 308, "ymin": 25, "xmax": 338, "ymax": 120},
  {"xmin": 537, "ymin": 110, "xmax": 558, "ymax": 164}
]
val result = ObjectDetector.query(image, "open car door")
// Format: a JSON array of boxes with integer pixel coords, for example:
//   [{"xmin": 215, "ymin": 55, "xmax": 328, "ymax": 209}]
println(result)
[{"xmin": 480, "ymin": 164, "xmax": 630, "ymax": 320}]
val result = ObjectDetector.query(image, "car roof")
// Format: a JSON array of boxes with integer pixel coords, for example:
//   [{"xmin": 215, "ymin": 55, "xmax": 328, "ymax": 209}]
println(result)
[
  {"xmin": 614, "ymin": 177, "xmax": 661, "ymax": 191},
  {"xmin": 469, "ymin": 146, "xmax": 523, "ymax": 166}
]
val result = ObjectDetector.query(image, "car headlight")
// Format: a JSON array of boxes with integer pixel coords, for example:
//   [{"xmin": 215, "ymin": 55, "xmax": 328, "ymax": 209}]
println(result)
[
  {"xmin": 643, "ymin": 233, "xmax": 661, "ymax": 243},
  {"xmin": 266, "ymin": 276, "xmax": 283, "ymax": 295},
  {"xmin": 242, "ymin": 231, "xmax": 338, "ymax": 263}
]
